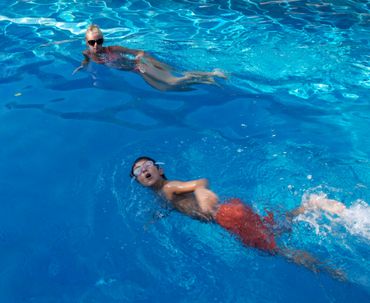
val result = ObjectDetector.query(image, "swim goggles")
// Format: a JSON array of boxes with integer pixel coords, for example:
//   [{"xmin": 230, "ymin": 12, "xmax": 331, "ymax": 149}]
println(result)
[
  {"xmin": 133, "ymin": 160, "xmax": 154, "ymax": 177},
  {"xmin": 132, "ymin": 161, "xmax": 165, "ymax": 178},
  {"xmin": 87, "ymin": 38, "xmax": 104, "ymax": 46}
]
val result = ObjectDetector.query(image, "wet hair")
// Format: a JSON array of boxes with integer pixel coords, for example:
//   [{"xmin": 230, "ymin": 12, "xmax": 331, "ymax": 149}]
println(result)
[
  {"xmin": 130, "ymin": 156, "xmax": 167, "ymax": 179},
  {"xmin": 85, "ymin": 24, "xmax": 103, "ymax": 39}
]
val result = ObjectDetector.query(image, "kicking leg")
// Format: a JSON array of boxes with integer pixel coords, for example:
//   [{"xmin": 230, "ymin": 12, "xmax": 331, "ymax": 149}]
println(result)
[
  {"xmin": 138, "ymin": 66, "xmax": 213, "ymax": 91},
  {"xmin": 165, "ymin": 69, "xmax": 227, "ymax": 88},
  {"xmin": 304, "ymin": 194, "xmax": 346, "ymax": 214},
  {"xmin": 288, "ymin": 193, "xmax": 346, "ymax": 219},
  {"xmin": 184, "ymin": 69, "xmax": 227, "ymax": 79},
  {"xmin": 137, "ymin": 55, "xmax": 226, "ymax": 90},
  {"xmin": 278, "ymin": 247, "xmax": 346, "ymax": 281}
]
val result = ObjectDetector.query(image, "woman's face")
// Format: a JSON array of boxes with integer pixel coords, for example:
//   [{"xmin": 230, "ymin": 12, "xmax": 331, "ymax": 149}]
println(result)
[{"xmin": 86, "ymin": 30, "xmax": 104, "ymax": 54}]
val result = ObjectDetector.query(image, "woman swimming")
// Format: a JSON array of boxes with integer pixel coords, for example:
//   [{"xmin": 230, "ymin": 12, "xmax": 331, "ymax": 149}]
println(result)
[{"xmin": 73, "ymin": 24, "xmax": 227, "ymax": 91}]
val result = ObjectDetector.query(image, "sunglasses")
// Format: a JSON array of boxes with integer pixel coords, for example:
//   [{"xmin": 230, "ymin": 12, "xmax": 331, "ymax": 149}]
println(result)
[
  {"xmin": 133, "ymin": 160, "xmax": 155, "ymax": 177},
  {"xmin": 87, "ymin": 38, "xmax": 104, "ymax": 46}
]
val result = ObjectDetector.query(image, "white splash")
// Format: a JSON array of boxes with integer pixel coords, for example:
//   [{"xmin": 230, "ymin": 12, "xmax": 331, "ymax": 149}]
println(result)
[
  {"xmin": 339, "ymin": 200, "xmax": 370, "ymax": 239},
  {"xmin": 297, "ymin": 194, "xmax": 370, "ymax": 240}
]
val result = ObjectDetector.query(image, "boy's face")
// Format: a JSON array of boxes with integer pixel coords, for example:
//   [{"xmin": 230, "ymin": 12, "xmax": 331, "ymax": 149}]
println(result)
[{"xmin": 133, "ymin": 159, "xmax": 164, "ymax": 187}]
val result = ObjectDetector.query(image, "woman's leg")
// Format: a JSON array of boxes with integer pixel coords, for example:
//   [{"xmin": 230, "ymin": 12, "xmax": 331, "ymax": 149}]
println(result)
[
  {"xmin": 137, "ymin": 56, "xmax": 226, "ymax": 90},
  {"xmin": 184, "ymin": 69, "xmax": 227, "ymax": 79}
]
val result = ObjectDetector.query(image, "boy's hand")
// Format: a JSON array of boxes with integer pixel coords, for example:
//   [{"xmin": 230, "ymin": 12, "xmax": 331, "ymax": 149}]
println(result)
[
  {"xmin": 195, "ymin": 188, "xmax": 219, "ymax": 215},
  {"xmin": 196, "ymin": 178, "xmax": 208, "ymax": 189}
]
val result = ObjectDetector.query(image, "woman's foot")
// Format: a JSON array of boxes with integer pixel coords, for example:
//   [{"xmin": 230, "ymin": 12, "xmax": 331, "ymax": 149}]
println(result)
[{"xmin": 212, "ymin": 68, "xmax": 227, "ymax": 79}]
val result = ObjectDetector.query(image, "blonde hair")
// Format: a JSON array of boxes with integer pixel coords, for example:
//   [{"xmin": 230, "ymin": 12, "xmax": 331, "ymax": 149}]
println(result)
[{"xmin": 85, "ymin": 24, "xmax": 103, "ymax": 39}]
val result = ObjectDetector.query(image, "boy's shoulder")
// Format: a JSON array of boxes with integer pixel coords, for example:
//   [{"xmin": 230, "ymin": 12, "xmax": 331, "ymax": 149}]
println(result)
[
  {"xmin": 161, "ymin": 180, "xmax": 184, "ymax": 200},
  {"xmin": 162, "ymin": 180, "xmax": 176, "ymax": 190},
  {"xmin": 163, "ymin": 180, "xmax": 184, "ymax": 188}
]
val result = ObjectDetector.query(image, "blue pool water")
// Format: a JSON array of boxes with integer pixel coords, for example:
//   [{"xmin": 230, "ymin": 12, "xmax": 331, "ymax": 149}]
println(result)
[{"xmin": 1, "ymin": 0, "xmax": 370, "ymax": 302}]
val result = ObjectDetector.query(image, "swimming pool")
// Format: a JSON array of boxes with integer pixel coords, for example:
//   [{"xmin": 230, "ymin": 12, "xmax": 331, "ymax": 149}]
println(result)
[{"xmin": 0, "ymin": 0, "xmax": 369, "ymax": 302}]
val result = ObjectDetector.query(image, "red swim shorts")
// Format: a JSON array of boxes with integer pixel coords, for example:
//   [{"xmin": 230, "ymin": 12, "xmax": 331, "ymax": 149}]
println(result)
[{"xmin": 215, "ymin": 198, "xmax": 277, "ymax": 253}]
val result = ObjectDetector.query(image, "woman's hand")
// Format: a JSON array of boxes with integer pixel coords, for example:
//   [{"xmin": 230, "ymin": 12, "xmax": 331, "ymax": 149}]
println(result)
[
  {"xmin": 135, "ymin": 51, "xmax": 145, "ymax": 60},
  {"xmin": 72, "ymin": 65, "xmax": 84, "ymax": 75}
]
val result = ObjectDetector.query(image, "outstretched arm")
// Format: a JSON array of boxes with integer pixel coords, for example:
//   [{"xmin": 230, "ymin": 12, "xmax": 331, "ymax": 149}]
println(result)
[{"xmin": 73, "ymin": 52, "xmax": 90, "ymax": 75}]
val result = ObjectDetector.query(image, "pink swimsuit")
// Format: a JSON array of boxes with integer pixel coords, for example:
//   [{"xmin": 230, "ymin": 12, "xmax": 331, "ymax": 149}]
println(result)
[{"xmin": 87, "ymin": 47, "xmax": 136, "ymax": 70}]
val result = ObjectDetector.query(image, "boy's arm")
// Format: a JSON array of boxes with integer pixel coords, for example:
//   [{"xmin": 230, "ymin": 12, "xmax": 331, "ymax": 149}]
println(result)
[
  {"xmin": 163, "ymin": 179, "xmax": 208, "ymax": 200},
  {"xmin": 72, "ymin": 52, "xmax": 90, "ymax": 75}
]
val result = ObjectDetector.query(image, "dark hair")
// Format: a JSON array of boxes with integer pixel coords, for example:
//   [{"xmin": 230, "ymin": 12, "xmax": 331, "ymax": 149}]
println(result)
[{"xmin": 130, "ymin": 156, "xmax": 166, "ymax": 179}]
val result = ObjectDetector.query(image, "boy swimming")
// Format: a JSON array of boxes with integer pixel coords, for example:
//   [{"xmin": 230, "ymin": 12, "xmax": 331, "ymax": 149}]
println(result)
[
  {"xmin": 73, "ymin": 24, "xmax": 227, "ymax": 91},
  {"xmin": 131, "ymin": 156, "xmax": 347, "ymax": 280}
]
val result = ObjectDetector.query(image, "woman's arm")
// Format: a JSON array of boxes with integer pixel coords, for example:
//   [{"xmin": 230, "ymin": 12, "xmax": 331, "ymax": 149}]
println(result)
[{"xmin": 72, "ymin": 52, "xmax": 90, "ymax": 75}]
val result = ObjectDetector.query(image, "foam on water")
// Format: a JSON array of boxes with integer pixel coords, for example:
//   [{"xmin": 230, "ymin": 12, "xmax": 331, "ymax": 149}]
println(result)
[{"xmin": 340, "ymin": 200, "xmax": 370, "ymax": 240}]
